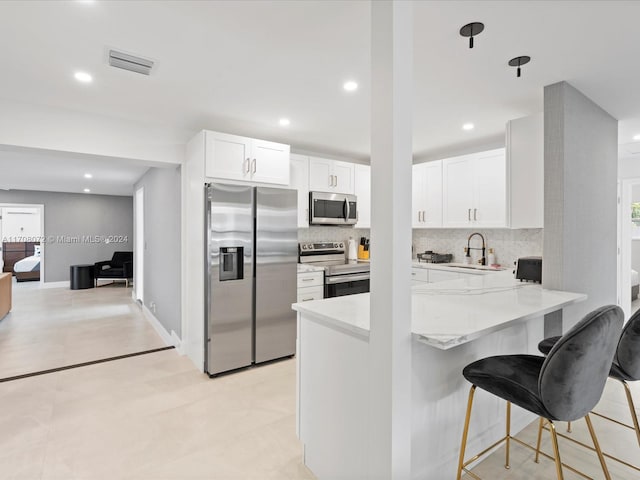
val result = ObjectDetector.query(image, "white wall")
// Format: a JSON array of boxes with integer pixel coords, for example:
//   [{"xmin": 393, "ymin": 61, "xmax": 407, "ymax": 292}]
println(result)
[{"xmin": 134, "ymin": 166, "xmax": 182, "ymax": 337}]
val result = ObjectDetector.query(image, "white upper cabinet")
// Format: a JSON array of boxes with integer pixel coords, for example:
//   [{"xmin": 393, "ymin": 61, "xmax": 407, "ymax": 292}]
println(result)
[
  {"xmin": 506, "ymin": 114, "xmax": 543, "ymax": 228},
  {"xmin": 308, "ymin": 157, "xmax": 355, "ymax": 194},
  {"xmin": 412, "ymin": 161, "xmax": 443, "ymax": 228},
  {"xmin": 354, "ymin": 164, "xmax": 371, "ymax": 228},
  {"xmin": 442, "ymin": 155, "xmax": 474, "ymax": 226},
  {"xmin": 442, "ymin": 149, "xmax": 506, "ymax": 227},
  {"xmin": 251, "ymin": 139, "xmax": 291, "ymax": 185},
  {"xmin": 205, "ymin": 131, "xmax": 290, "ymax": 185},
  {"xmin": 290, "ymin": 154, "xmax": 310, "ymax": 228}
]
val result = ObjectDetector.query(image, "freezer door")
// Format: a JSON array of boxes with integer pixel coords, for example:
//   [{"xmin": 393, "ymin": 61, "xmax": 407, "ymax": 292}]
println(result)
[
  {"xmin": 205, "ymin": 183, "xmax": 254, "ymax": 375},
  {"xmin": 255, "ymin": 187, "xmax": 298, "ymax": 363}
]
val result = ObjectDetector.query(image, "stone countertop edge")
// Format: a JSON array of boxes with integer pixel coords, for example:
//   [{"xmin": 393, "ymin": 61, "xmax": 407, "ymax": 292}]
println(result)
[{"xmin": 413, "ymin": 291, "xmax": 587, "ymax": 350}]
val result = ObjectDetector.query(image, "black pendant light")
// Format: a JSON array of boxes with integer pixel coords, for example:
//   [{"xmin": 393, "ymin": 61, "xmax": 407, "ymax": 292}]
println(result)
[
  {"xmin": 508, "ymin": 56, "xmax": 531, "ymax": 78},
  {"xmin": 459, "ymin": 22, "xmax": 484, "ymax": 49}
]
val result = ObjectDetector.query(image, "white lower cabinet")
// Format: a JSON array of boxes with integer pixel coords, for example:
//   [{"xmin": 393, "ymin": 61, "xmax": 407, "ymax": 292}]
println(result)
[
  {"xmin": 297, "ymin": 271, "xmax": 324, "ymax": 302},
  {"xmin": 411, "ymin": 268, "xmax": 430, "ymax": 286}
]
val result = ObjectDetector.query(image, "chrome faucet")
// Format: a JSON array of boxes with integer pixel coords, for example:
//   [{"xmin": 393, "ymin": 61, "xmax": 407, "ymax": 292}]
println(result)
[{"xmin": 466, "ymin": 232, "xmax": 486, "ymax": 266}]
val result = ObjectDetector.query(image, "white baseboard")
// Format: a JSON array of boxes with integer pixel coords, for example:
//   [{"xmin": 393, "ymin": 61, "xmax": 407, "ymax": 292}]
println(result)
[
  {"xmin": 40, "ymin": 281, "xmax": 68, "ymax": 289},
  {"xmin": 141, "ymin": 304, "xmax": 183, "ymax": 353}
]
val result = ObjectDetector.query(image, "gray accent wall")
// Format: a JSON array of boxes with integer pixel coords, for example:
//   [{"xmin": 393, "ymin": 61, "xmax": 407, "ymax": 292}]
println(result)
[
  {"xmin": 134, "ymin": 166, "xmax": 182, "ymax": 337},
  {"xmin": 0, "ymin": 190, "xmax": 133, "ymax": 282},
  {"xmin": 543, "ymin": 81, "xmax": 618, "ymax": 331}
]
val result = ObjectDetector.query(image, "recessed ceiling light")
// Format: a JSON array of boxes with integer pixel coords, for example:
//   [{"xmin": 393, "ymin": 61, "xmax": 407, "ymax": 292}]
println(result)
[
  {"xmin": 279, "ymin": 118, "xmax": 291, "ymax": 127},
  {"xmin": 74, "ymin": 71, "xmax": 93, "ymax": 83},
  {"xmin": 462, "ymin": 123, "xmax": 475, "ymax": 131},
  {"xmin": 84, "ymin": 173, "xmax": 93, "ymax": 179},
  {"xmin": 634, "ymin": 134, "xmax": 640, "ymax": 141},
  {"xmin": 343, "ymin": 81, "xmax": 358, "ymax": 92},
  {"xmin": 83, "ymin": 188, "xmax": 91, "ymax": 193}
]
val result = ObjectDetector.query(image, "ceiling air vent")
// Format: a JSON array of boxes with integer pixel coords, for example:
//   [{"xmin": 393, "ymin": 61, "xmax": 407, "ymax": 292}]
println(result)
[{"xmin": 108, "ymin": 50, "xmax": 154, "ymax": 75}]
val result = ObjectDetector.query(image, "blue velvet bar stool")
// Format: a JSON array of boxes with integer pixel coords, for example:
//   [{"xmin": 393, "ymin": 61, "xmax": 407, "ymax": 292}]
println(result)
[
  {"xmin": 456, "ymin": 305, "xmax": 624, "ymax": 480},
  {"xmin": 537, "ymin": 307, "xmax": 640, "ymax": 464}
]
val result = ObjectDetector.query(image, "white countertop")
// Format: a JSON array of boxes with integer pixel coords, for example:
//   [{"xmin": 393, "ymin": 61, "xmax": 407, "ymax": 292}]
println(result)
[
  {"xmin": 292, "ymin": 271, "xmax": 586, "ymax": 349},
  {"xmin": 297, "ymin": 263, "xmax": 325, "ymax": 274},
  {"xmin": 411, "ymin": 261, "xmax": 508, "ymax": 275}
]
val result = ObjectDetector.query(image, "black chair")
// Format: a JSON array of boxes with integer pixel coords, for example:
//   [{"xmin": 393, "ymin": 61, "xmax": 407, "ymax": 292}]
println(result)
[
  {"xmin": 538, "ymin": 308, "xmax": 640, "ymax": 452},
  {"xmin": 94, "ymin": 251, "xmax": 133, "ymax": 287},
  {"xmin": 456, "ymin": 305, "xmax": 624, "ymax": 480}
]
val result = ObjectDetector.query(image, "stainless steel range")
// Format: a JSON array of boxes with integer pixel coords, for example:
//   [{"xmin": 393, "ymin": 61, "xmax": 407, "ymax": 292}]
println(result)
[{"xmin": 299, "ymin": 242, "xmax": 370, "ymax": 298}]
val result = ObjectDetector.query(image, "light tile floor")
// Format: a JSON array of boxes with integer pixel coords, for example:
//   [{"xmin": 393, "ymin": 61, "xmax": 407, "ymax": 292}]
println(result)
[
  {"xmin": 0, "ymin": 283, "xmax": 166, "ymax": 379},
  {"xmin": 0, "ymin": 285, "xmax": 638, "ymax": 479}
]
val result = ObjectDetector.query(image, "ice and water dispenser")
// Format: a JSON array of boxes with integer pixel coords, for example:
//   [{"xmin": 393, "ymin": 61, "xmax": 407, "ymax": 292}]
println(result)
[{"xmin": 219, "ymin": 247, "xmax": 244, "ymax": 281}]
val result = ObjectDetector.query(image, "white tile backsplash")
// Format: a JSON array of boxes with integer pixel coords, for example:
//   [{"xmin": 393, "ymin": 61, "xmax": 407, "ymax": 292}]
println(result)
[
  {"xmin": 298, "ymin": 227, "xmax": 370, "ymax": 246},
  {"xmin": 413, "ymin": 228, "xmax": 543, "ymax": 268},
  {"xmin": 298, "ymin": 227, "xmax": 542, "ymax": 269}
]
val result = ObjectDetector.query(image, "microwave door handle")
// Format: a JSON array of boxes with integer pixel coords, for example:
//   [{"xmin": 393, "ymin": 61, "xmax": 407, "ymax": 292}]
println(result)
[{"xmin": 344, "ymin": 198, "xmax": 350, "ymax": 222}]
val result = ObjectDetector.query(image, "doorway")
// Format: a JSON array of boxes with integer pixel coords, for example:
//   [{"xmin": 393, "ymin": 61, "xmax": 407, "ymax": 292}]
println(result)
[
  {"xmin": 0, "ymin": 203, "xmax": 45, "ymax": 286},
  {"xmin": 135, "ymin": 187, "xmax": 144, "ymax": 303}
]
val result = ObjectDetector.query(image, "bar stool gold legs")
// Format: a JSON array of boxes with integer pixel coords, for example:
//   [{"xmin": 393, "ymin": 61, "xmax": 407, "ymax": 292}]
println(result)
[
  {"xmin": 534, "ymin": 415, "xmax": 613, "ymax": 480},
  {"xmin": 456, "ymin": 385, "xmax": 476, "ymax": 480},
  {"xmin": 584, "ymin": 414, "xmax": 612, "ymax": 480},
  {"xmin": 622, "ymin": 380, "xmax": 640, "ymax": 446},
  {"xmin": 548, "ymin": 421, "xmax": 565, "ymax": 480},
  {"xmin": 458, "ymin": 384, "xmax": 614, "ymax": 480},
  {"xmin": 505, "ymin": 401, "xmax": 511, "ymax": 469},
  {"xmin": 590, "ymin": 379, "xmax": 640, "ymax": 448}
]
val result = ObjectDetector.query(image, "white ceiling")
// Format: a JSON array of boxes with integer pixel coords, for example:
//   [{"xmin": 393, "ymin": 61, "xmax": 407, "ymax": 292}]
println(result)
[
  {"xmin": 0, "ymin": 146, "xmax": 153, "ymax": 196},
  {"xmin": 0, "ymin": 0, "xmax": 639, "ymax": 189}
]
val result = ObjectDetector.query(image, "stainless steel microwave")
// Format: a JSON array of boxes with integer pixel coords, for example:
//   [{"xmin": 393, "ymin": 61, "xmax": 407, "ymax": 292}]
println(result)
[{"xmin": 309, "ymin": 191, "xmax": 357, "ymax": 225}]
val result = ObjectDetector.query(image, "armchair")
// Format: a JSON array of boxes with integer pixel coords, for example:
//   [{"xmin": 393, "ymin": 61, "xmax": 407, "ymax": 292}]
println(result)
[{"xmin": 94, "ymin": 251, "xmax": 133, "ymax": 287}]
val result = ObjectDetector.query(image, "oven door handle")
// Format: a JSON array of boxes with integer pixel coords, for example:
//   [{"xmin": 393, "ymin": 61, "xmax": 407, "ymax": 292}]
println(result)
[{"xmin": 325, "ymin": 273, "xmax": 370, "ymax": 284}]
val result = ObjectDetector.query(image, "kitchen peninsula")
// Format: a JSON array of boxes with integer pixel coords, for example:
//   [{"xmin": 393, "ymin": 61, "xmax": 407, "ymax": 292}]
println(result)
[{"xmin": 293, "ymin": 272, "xmax": 586, "ymax": 479}]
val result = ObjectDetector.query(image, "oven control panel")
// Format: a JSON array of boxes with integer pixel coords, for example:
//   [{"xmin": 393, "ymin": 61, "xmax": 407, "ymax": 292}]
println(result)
[{"xmin": 299, "ymin": 242, "xmax": 345, "ymax": 252}]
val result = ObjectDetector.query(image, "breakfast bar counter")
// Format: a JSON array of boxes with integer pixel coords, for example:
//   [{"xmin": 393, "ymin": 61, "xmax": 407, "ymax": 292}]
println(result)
[{"xmin": 292, "ymin": 272, "xmax": 586, "ymax": 479}]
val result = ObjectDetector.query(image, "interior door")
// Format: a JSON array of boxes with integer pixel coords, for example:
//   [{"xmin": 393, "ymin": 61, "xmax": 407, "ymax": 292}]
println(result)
[{"xmin": 254, "ymin": 187, "xmax": 297, "ymax": 364}]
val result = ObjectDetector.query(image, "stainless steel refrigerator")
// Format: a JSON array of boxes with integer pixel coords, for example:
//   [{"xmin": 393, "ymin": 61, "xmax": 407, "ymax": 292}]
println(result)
[{"xmin": 205, "ymin": 183, "xmax": 298, "ymax": 376}]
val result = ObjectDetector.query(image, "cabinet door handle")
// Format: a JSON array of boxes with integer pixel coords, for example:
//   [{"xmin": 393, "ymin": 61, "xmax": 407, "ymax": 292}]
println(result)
[
  {"xmin": 251, "ymin": 158, "xmax": 257, "ymax": 174},
  {"xmin": 335, "ymin": 175, "xmax": 338, "ymax": 187},
  {"xmin": 473, "ymin": 208, "xmax": 477, "ymax": 221},
  {"xmin": 301, "ymin": 278, "xmax": 314, "ymax": 282},
  {"xmin": 301, "ymin": 297, "xmax": 314, "ymax": 302},
  {"xmin": 422, "ymin": 210, "xmax": 426, "ymax": 222},
  {"xmin": 329, "ymin": 175, "xmax": 333, "ymax": 187},
  {"xmin": 244, "ymin": 158, "xmax": 250, "ymax": 173},
  {"xmin": 468, "ymin": 208, "xmax": 471, "ymax": 221}
]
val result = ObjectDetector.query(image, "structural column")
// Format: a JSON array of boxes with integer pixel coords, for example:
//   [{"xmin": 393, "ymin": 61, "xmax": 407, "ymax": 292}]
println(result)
[
  {"xmin": 369, "ymin": 1, "xmax": 413, "ymax": 478},
  {"xmin": 543, "ymin": 81, "xmax": 618, "ymax": 334}
]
